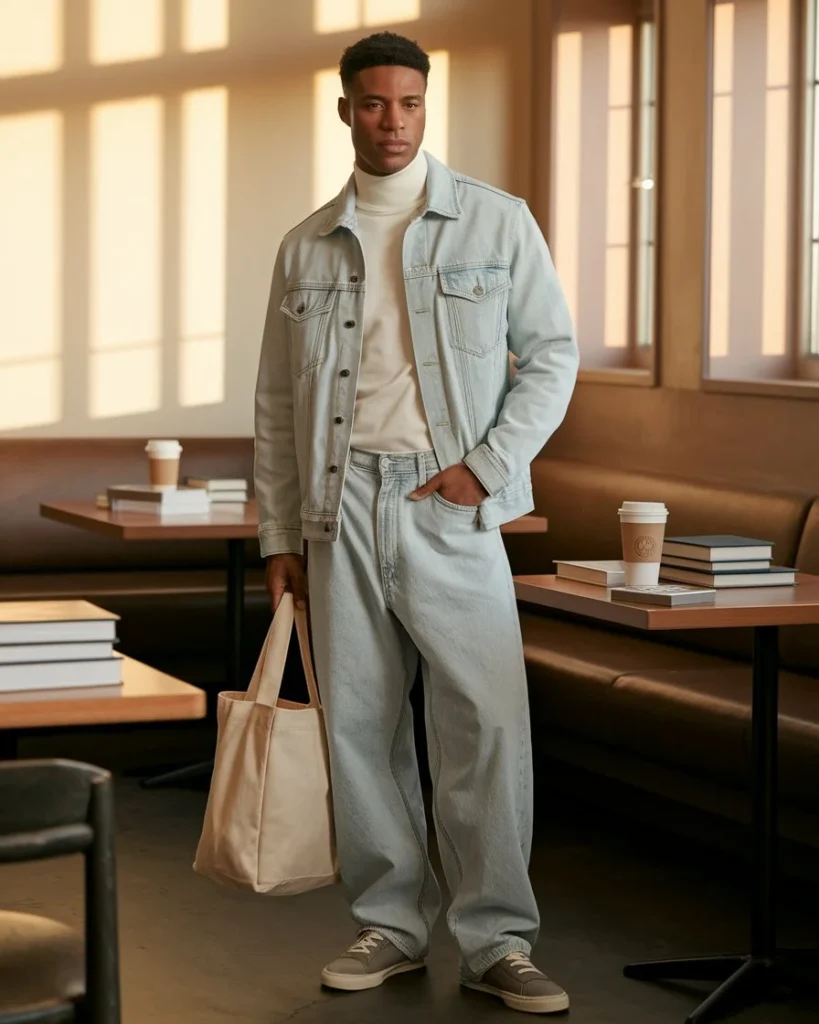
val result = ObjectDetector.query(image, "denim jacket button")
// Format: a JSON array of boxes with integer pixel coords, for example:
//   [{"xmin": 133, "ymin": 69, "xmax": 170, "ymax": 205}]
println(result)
[
  {"xmin": 340, "ymin": 369, "xmax": 350, "ymax": 377},
  {"xmin": 344, "ymin": 320, "xmax": 356, "ymax": 329},
  {"xmin": 334, "ymin": 416, "xmax": 344, "ymax": 424},
  {"xmin": 349, "ymin": 275, "xmax": 359, "ymax": 284},
  {"xmin": 329, "ymin": 465, "xmax": 339, "ymax": 473},
  {"xmin": 324, "ymin": 523, "xmax": 332, "ymax": 533},
  {"xmin": 473, "ymin": 285, "xmax": 484, "ymax": 297},
  {"xmin": 296, "ymin": 302, "xmax": 306, "ymax": 314}
]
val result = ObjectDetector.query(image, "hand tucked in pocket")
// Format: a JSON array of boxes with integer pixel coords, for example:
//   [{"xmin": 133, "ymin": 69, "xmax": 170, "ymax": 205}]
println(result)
[{"xmin": 410, "ymin": 463, "xmax": 489, "ymax": 508}]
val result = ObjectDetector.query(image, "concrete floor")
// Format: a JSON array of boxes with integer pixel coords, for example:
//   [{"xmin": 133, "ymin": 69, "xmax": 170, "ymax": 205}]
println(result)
[{"xmin": 3, "ymin": 776, "xmax": 819, "ymax": 1024}]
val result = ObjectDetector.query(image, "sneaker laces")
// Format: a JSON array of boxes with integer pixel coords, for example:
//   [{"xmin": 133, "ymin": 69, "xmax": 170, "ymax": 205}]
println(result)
[
  {"xmin": 505, "ymin": 952, "xmax": 541, "ymax": 976},
  {"xmin": 348, "ymin": 930, "xmax": 384, "ymax": 956}
]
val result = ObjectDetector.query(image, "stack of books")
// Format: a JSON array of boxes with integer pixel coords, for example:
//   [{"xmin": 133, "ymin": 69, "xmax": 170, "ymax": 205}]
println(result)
[
  {"xmin": 658, "ymin": 535, "xmax": 797, "ymax": 588},
  {"xmin": 185, "ymin": 477, "xmax": 249, "ymax": 511},
  {"xmin": 555, "ymin": 560, "xmax": 626, "ymax": 587},
  {"xmin": 108, "ymin": 484, "xmax": 211, "ymax": 517},
  {"xmin": 0, "ymin": 601, "xmax": 122, "ymax": 693}
]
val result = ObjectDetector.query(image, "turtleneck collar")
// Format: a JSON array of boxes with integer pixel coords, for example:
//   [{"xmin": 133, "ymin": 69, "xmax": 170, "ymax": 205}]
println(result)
[{"xmin": 354, "ymin": 149, "xmax": 428, "ymax": 214}]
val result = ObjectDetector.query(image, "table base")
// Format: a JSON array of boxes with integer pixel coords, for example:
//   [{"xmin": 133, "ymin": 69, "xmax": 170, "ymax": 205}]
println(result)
[{"xmin": 624, "ymin": 949, "xmax": 819, "ymax": 1023}]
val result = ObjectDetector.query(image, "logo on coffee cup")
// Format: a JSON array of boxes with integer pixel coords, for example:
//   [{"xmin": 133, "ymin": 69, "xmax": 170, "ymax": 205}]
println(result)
[{"xmin": 634, "ymin": 535, "xmax": 656, "ymax": 558}]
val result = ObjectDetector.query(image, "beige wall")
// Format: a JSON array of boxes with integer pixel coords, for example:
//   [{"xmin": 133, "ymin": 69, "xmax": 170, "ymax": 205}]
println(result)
[{"xmin": 0, "ymin": 0, "xmax": 533, "ymax": 438}]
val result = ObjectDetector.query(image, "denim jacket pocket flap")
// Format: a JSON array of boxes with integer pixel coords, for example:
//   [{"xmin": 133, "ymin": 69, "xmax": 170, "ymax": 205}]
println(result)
[
  {"xmin": 438, "ymin": 265, "xmax": 511, "ymax": 303},
  {"xmin": 281, "ymin": 288, "xmax": 335, "ymax": 322}
]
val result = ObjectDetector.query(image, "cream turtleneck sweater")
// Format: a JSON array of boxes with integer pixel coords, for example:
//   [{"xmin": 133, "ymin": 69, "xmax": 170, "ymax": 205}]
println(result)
[{"xmin": 350, "ymin": 150, "xmax": 434, "ymax": 454}]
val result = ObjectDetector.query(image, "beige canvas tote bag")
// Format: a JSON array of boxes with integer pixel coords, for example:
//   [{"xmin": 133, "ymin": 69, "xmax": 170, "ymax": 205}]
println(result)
[{"xmin": 193, "ymin": 592, "xmax": 339, "ymax": 895}]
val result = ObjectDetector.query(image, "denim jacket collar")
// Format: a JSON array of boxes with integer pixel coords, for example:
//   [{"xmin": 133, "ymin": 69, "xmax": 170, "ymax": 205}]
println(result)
[{"xmin": 318, "ymin": 150, "xmax": 461, "ymax": 237}]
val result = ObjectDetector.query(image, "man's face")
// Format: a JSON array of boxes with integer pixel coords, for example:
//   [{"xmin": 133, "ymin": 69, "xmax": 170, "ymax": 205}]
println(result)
[{"xmin": 339, "ymin": 64, "xmax": 426, "ymax": 176}]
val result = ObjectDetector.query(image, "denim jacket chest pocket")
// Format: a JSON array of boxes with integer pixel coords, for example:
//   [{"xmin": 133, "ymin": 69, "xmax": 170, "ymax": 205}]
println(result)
[
  {"xmin": 438, "ymin": 264, "xmax": 511, "ymax": 357},
  {"xmin": 280, "ymin": 286, "xmax": 337, "ymax": 377}
]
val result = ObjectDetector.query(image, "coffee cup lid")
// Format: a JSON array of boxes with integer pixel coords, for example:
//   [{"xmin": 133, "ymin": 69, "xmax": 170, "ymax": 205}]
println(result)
[
  {"xmin": 145, "ymin": 439, "xmax": 182, "ymax": 456},
  {"xmin": 618, "ymin": 501, "xmax": 667, "ymax": 515}
]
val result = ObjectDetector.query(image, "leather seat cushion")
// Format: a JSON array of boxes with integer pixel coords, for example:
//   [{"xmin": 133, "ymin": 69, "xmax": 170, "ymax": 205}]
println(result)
[
  {"xmin": 521, "ymin": 613, "xmax": 747, "ymax": 782},
  {"xmin": 0, "ymin": 911, "xmax": 83, "ymax": 1012},
  {"xmin": 522, "ymin": 613, "xmax": 819, "ymax": 805}
]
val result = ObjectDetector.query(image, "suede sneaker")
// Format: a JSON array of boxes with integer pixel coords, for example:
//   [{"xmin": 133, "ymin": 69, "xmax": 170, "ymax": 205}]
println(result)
[
  {"xmin": 321, "ymin": 930, "xmax": 425, "ymax": 992},
  {"xmin": 463, "ymin": 952, "xmax": 570, "ymax": 1014}
]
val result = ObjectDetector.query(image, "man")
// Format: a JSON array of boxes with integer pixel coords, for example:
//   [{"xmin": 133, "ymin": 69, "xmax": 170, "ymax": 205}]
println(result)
[{"xmin": 254, "ymin": 31, "xmax": 578, "ymax": 1015}]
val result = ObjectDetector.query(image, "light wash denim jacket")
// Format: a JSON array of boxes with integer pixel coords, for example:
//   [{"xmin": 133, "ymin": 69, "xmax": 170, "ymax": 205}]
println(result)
[{"xmin": 254, "ymin": 152, "xmax": 578, "ymax": 558}]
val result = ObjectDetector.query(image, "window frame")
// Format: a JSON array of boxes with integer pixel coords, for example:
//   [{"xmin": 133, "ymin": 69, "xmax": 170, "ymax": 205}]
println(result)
[
  {"xmin": 535, "ymin": 0, "xmax": 661, "ymax": 388},
  {"xmin": 702, "ymin": 0, "xmax": 819, "ymax": 396}
]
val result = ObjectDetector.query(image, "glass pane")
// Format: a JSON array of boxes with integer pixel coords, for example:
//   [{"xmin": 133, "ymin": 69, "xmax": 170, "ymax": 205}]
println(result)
[
  {"xmin": 707, "ymin": 0, "xmax": 794, "ymax": 375},
  {"xmin": 550, "ymin": 1, "xmax": 656, "ymax": 369},
  {"xmin": 636, "ymin": 20, "xmax": 656, "ymax": 349},
  {"xmin": 811, "ymin": 240, "xmax": 819, "ymax": 354}
]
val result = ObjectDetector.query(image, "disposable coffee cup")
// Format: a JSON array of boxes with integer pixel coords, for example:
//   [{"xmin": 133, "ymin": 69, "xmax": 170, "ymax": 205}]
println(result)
[
  {"xmin": 145, "ymin": 439, "xmax": 182, "ymax": 490},
  {"xmin": 618, "ymin": 501, "xmax": 669, "ymax": 586}
]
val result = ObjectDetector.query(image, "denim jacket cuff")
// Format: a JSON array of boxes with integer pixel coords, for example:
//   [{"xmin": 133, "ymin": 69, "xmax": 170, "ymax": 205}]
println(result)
[
  {"xmin": 259, "ymin": 525, "xmax": 304, "ymax": 558},
  {"xmin": 463, "ymin": 444, "xmax": 510, "ymax": 497}
]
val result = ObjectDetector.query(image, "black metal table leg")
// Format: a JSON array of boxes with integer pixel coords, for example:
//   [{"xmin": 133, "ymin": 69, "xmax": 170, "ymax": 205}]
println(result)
[
  {"xmin": 141, "ymin": 538, "xmax": 246, "ymax": 789},
  {"xmin": 624, "ymin": 626, "xmax": 818, "ymax": 1022},
  {"xmin": 225, "ymin": 537, "xmax": 245, "ymax": 691},
  {"xmin": 0, "ymin": 730, "xmax": 18, "ymax": 761}
]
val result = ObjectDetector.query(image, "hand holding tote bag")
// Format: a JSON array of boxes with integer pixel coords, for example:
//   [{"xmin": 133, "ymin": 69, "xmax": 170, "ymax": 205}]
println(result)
[{"xmin": 193, "ymin": 592, "xmax": 340, "ymax": 895}]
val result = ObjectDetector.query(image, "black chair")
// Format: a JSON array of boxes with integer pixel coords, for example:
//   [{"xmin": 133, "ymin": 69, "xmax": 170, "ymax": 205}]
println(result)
[{"xmin": 0, "ymin": 760, "xmax": 120, "ymax": 1024}]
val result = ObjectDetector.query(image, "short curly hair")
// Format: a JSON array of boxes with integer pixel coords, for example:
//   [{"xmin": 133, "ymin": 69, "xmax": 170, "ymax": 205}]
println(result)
[{"xmin": 339, "ymin": 31, "xmax": 430, "ymax": 91}]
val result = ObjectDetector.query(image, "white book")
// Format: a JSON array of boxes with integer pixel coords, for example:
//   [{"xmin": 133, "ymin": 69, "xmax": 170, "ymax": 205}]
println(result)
[
  {"xmin": 0, "ymin": 655, "xmax": 123, "ymax": 693},
  {"xmin": 0, "ymin": 641, "xmax": 116, "ymax": 665},
  {"xmin": 0, "ymin": 601, "xmax": 119, "ymax": 645},
  {"xmin": 208, "ymin": 490, "xmax": 248, "ymax": 503},
  {"xmin": 111, "ymin": 499, "xmax": 210, "ymax": 516},
  {"xmin": 555, "ymin": 560, "xmax": 626, "ymax": 586},
  {"xmin": 611, "ymin": 585, "xmax": 717, "ymax": 607},
  {"xmin": 186, "ymin": 477, "xmax": 247, "ymax": 492},
  {"xmin": 208, "ymin": 502, "xmax": 249, "ymax": 513},
  {"xmin": 107, "ymin": 484, "xmax": 209, "ymax": 505}
]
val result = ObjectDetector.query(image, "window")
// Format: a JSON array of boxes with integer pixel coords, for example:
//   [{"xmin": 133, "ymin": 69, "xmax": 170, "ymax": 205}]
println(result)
[
  {"xmin": 706, "ymin": 0, "xmax": 819, "ymax": 386},
  {"xmin": 803, "ymin": 0, "xmax": 819, "ymax": 374},
  {"xmin": 550, "ymin": 0, "xmax": 658, "ymax": 376}
]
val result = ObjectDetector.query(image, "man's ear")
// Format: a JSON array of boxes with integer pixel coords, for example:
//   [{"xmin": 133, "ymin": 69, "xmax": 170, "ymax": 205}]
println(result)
[{"xmin": 338, "ymin": 95, "xmax": 351, "ymax": 127}]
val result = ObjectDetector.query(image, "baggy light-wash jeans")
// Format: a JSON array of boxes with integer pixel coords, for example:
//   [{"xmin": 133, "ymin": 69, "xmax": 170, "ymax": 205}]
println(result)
[{"xmin": 307, "ymin": 448, "xmax": 539, "ymax": 980}]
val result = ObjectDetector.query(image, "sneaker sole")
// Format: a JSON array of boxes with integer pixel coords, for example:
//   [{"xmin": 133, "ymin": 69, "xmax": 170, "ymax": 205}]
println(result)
[
  {"xmin": 321, "ymin": 960, "xmax": 425, "ymax": 992},
  {"xmin": 462, "ymin": 980, "xmax": 570, "ymax": 1014}
]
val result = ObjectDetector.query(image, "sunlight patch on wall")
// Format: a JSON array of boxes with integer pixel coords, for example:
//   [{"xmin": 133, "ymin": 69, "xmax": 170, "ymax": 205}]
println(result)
[
  {"xmin": 0, "ymin": 0, "xmax": 62, "ymax": 78},
  {"xmin": 552, "ymin": 31, "xmax": 582, "ymax": 326},
  {"xmin": 91, "ymin": 0, "xmax": 163, "ymax": 65},
  {"xmin": 424, "ymin": 50, "xmax": 449, "ymax": 165},
  {"xmin": 313, "ymin": 67, "xmax": 352, "ymax": 209},
  {"xmin": 0, "ymin": 109, "xmax": 62, "ymax": 430},
  {"xmin": 90, "ymin": 96, "xmax": 162, "ymax": 418},
  {"xmin": 179, "ymin": 87, "xmax": 227, "ymax": 407},
  {"xmin": 182, "ymin": 0, "xmax": 229, "ymax": 52},
  {"xmin": 90, "ymin": 347, "xmax": 160, "ymax": 419},
  {"xmin": 314, "ymin": 0, "xmax": 420, "ymax": 33}
]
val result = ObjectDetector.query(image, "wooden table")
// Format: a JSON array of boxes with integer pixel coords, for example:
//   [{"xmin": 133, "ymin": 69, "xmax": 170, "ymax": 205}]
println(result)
[
  {"xmin": 40, "ymin": 501, "xmax": 546, "ymax": 786},
  {"xmin": 515, "ymin": 573, "xmax": 819, "ymax": 1024},
  {"xmin": 40, "ymin": 500, "xmax": 546, "ymax": 689},
  {"xmin": 40, "ymin": 500, "xmax": 546, "ymax": 539},
  {"xmin": 0, "ymin": 656, "xmax": 205, "ymax": 757}
]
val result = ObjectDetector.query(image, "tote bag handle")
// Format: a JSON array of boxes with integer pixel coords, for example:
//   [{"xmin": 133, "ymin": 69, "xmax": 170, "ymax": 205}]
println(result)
[{"xmin": 245, "ymin": 593, "xmax": 321, "ymax": 709}]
